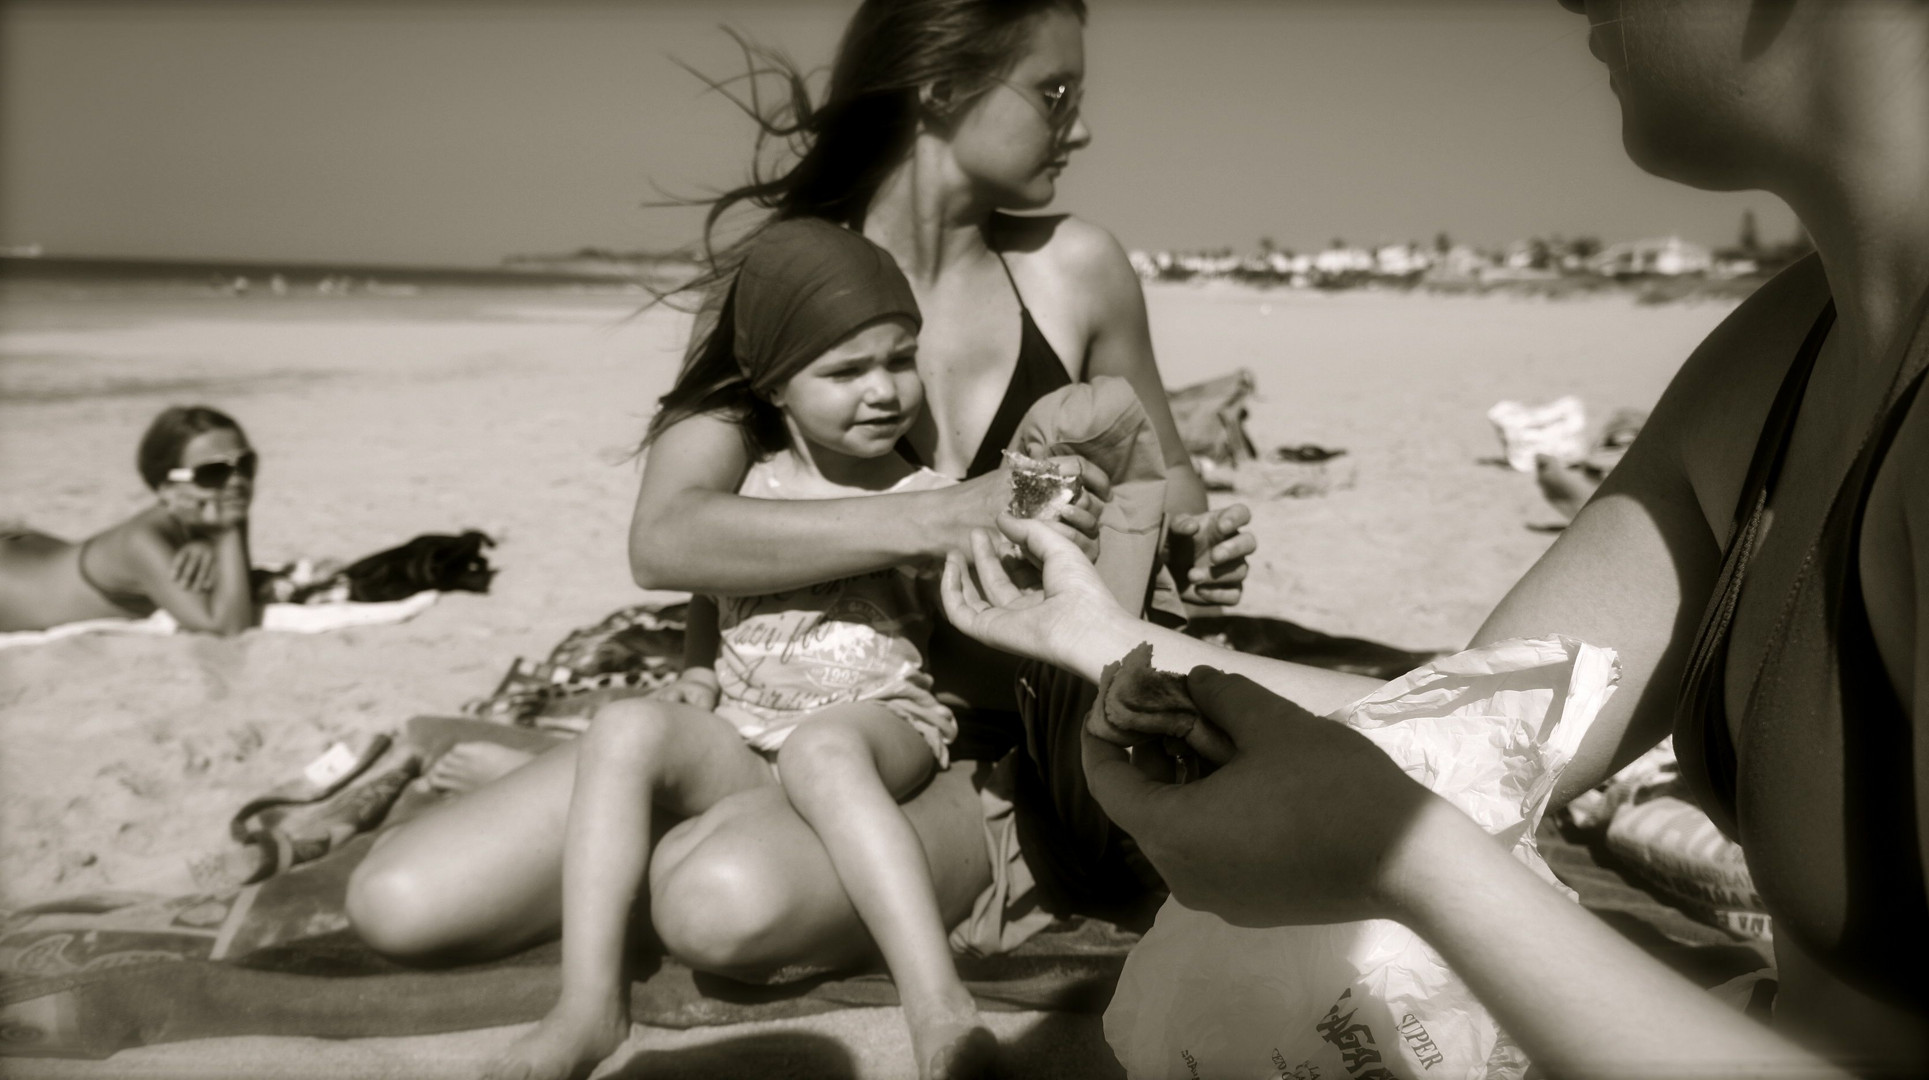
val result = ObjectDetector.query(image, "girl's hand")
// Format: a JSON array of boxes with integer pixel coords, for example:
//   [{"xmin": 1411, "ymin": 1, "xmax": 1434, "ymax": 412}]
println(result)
[
  {"xmin": 654, "ymin": 669, "xmax": 721, "ymax": 710},
  {"xmin": 1083, "ymin": 665, "xmax": 1440, "ymax": 927},
  {"xmin": 170, "ymin": 539, "xmax": 217, "ymax": 593},
  {"xmin": 1167, "ymin": 503, "xmax": 1255, "ymax": 607},
  {"xmin": 941, "ymin": 515, "xmax": 1126, "ymax": 670}
]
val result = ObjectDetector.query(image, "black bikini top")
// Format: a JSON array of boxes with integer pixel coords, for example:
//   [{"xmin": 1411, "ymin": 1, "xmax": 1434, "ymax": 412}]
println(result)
[
  {"xmin": 1675, "ymin": 292, "xmax": 1929, "ymax": 1011},
  {"xmin": 900, "ymin": 253, "xmax": 1078, "ymax": 480}
]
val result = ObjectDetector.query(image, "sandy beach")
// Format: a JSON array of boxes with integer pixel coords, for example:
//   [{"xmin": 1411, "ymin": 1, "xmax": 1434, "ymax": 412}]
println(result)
[{"xmin": 0, "ymin": 281, "xmax": 1740, "ymax": 1073}]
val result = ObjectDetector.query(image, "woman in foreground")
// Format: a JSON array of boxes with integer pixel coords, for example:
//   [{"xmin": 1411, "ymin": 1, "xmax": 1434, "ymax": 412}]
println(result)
[
  {"xmin": 946, "ymin": 1, "xmax": 1928, "ymax": 1074},
  {"xmin": 351, "ymin": 0, "xmax": 1249, "ymax": 1043},
  {"xmin": 0, "ymin": 405, "xmax": 256, "ymax": 636}
]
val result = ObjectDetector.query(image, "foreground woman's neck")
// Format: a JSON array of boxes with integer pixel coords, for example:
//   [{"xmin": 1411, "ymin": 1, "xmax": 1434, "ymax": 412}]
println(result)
[
  {"xmin": 1782, "ymin": 15, "xmax": 1929, "ymax": 378},
  {"xmin": 863, "ymin": 139, "xmax": 998, "ymax": 286}
]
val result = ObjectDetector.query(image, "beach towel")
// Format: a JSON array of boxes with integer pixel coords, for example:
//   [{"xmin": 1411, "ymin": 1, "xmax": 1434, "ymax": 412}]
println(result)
[
  {"xmin": 0, "ymin": 832, "xmax": 1138, "ymax": 1061},
  {"xmin": 0, "ymin": 592, "xmax": 439, "ymax": 651}
]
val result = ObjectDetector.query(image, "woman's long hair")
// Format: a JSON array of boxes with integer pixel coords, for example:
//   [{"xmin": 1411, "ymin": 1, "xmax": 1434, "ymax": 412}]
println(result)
[{"xmin": 642, "ymin": 0, "xmax": 1087, "ymax": 459}]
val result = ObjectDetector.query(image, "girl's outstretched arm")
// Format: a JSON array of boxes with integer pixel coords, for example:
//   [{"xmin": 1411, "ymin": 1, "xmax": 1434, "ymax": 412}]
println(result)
[{"xmin": 629, "ymin": 411, "xmax": 1103, "ymax": 596}]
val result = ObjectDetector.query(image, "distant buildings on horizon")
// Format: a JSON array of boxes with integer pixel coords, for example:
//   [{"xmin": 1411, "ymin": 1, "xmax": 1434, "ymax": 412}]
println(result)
[{"xmin": 1129, "ymin": 227, "xmax": 1810, "ymax": 292}]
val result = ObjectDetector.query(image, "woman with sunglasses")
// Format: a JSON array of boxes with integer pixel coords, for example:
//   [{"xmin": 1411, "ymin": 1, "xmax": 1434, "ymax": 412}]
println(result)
[
  {"xmin": 0, "ymin": 405, "xmax": 256, "ymax": 635},
  {"xmin": 350, "ymin": 0, "xmax": 1252, "ymax": 1032}
]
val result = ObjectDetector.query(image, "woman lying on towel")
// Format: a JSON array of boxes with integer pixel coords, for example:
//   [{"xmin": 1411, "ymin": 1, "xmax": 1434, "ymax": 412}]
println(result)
[
  {"xmin": 350, "ymin": 0, "xmax": 1249, "ymax": 1060},
  {"xmin": 948, "ymin": 1, "xmax": 1929, "ymax": 1074},
  {"xmin": 0, "ymin": 405, "xmax": 256, "ymax": 635}
]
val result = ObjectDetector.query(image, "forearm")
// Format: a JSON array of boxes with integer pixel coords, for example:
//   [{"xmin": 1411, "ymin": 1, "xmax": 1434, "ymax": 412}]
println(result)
[
  {"xmin": 207, "ymin": 526, "xmax": 254, "ymax": 634},
  {"xmin": 1162, "ymin": 460, "xmax": 1210, "ymax": 518},
  {"xmin": 1395, "ymin": 801, "xmax": 1842, "ymax": 1080},
  {"xmin": 1063, "ymin": 609, "xmax": 1381, "ymax": 718},
  {"xmin": 630, "ymin": 486, "xmax": 953, "ymax": 595}
]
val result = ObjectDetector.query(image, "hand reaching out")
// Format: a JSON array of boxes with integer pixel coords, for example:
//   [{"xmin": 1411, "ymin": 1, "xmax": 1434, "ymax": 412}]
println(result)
[
  {"xmin": 941, "ymin": 516, "xmax": 1126, "ymax": 672},
  {"xmin": 1083, "ymin": 665, "xmax": 1438, "ymax": 928}
]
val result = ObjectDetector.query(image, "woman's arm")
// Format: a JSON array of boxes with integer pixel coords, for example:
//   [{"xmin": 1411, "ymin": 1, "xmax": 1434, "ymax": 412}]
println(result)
[
  {"xmin": 1397, "ymin": 803, "xmax": 1844, "ymax": 1079},
  {"xmin": 631, "ymin": 412, "xmax": 988, "ymax": 595},
  {"xmin": 1068, "ymin": 222, "xmax": 1211, "ymax": 518},
  {"xmin": 943, "ymin": 522, "xmax": 1381, "ymax": 718},
  {"xmin": 629, "ymin": 412, "xmax": 1102, "ymax": 596},
  {"xmin": 1078, "ymin": 662, "xmax": 1841, "ymax": 1079},
  {"xmin": 1052, "ymin": 219, "xmax": 1255, "ymax": 603},
  {"xmin": 128, "ymin": 523, "xmax": 253, "ymax": 634}
]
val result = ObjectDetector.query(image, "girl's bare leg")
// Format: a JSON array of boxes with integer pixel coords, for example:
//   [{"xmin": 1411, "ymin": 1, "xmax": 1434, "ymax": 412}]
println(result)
[
  {"xmin": 775, "ymin": 705, "xmax": 992, "ymax": 1079},
  {"xmin": 484, "ymin": 697, "xmax": 774, "ymax": 1080}
]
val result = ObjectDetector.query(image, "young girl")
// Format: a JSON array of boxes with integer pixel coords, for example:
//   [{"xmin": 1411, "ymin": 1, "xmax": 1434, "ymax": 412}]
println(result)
[
  {"xmin": 0, "ymin": 405, "xmax": 256, "ymax": 635},
  {"xmin": 487, "ymin": 218, "xmax": 992, "ymax": 1080}
]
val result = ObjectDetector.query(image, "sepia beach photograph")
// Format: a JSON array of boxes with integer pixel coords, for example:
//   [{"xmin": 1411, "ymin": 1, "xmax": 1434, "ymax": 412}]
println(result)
[{"xmin": 4, "ymin": 1, "xmax": 1924, "ymax": 1077}]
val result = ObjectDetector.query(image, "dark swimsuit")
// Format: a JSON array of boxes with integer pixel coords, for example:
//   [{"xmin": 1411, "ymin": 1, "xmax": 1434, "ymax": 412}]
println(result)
[
  {"xmin": 899, "ymin": 253, "xmax": 1081, "ymax": 482},
  {"xmin": 1675, "ymin": 297, "xmax": 1929, "ymax": 1013},
  {"xmin": 898, "ymin": 253, "xmax": 1163, "ymax": 924}
]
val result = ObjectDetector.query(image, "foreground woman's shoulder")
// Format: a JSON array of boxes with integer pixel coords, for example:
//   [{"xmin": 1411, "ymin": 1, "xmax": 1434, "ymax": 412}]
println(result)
[
  {"xmin": 1645, "ymin": 255, "xmax": 1831, "ymax": 456},
  {"xmin": 991, "ymin": 213, "xmax": 1132, "ymax": 276},
  {"xmin": 990, "ymin": 213, "xmax": 1140, "ymax": 327}
]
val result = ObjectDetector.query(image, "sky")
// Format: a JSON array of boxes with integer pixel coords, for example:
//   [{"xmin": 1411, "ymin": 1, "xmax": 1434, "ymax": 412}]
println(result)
[{"xmin": 0, "ymin": 0, "xmax": 1802, "ymax": 268}]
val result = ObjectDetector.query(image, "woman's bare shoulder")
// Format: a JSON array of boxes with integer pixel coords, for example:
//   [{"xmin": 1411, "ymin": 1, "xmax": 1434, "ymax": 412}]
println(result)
[
  {"xmin": 1639, "ymin": 255, "xmax": 1832, "ymax": 517},
  {"xmin": 989, "ymin": 212, "xmax": 1140, "ymax": 331},
  {"xmin": 991, "ymin": 212, "xmax": 1129, "ymax": 276}
]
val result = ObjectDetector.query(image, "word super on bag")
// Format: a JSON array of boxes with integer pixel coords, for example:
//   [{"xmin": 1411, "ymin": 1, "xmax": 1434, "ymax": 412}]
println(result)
[{"xmin": 1104, "ymin": 637, "xmax": 1618, "ymax": 1080}]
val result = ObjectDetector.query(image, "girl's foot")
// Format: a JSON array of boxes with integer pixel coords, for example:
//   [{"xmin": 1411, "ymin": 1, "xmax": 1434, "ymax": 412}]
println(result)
[
  {"xmin": 426, "ymin": 742, "xmax": 534, "ymax": 794},
  {"xmin": 483, "ymin": 998, "xmax": 630, "ymax": 1080},
  {"xmin": 905, "ymin": 994, "xmax": 997, "ymax": 1080}
]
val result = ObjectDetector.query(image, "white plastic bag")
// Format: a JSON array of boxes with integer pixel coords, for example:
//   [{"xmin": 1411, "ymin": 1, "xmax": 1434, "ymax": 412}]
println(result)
[
  {"xmin": 1103, "ymin": 636, "xmax": 1619, "ymax": 1080},
  {"xmin": 1487, "ymin": 396, "xmax": 1587, "ymax": 472}
]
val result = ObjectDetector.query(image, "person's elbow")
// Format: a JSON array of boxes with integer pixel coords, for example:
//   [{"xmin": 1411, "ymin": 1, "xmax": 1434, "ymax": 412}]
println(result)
[{"xmin": 627, "ymin": 505, "xmax": 692, "ymax": 591}]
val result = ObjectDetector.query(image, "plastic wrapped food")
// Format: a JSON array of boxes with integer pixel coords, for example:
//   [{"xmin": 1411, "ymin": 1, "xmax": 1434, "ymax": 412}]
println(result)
[
  {"xmin": 1104, "ymin": 636, "xmax": 1619, "ymax": 1080},
  {"xmin": 1003, "ymin": 449, "xmax": 1082, "ymax": 520}
]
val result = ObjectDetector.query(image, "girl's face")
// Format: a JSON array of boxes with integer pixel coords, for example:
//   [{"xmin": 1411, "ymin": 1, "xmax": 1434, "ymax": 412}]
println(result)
[
  {"xmin": 158, "ymin": 427, "xmax": 253, "ymax": 529},
  {"xmin": 946, "ymin": 8, "xmax": 1092, "ymax": 210},
  {"xmin": 770, "ymin": 319, "xmax": 924, "ymax": 462}
]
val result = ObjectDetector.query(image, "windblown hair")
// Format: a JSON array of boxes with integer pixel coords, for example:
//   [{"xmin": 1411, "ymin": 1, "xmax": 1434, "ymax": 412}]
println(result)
[
  {"xmin": 137, "ymin": 405, "xmax": 246, "ymax": 489},
  {"xmin": 641, "ymin": 0, "xmax": 1087, "ymax": 459}
]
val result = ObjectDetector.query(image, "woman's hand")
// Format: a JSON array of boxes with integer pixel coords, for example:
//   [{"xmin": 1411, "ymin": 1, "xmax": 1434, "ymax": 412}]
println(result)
[
  {"xmin": 941, "ymin": 515, "xmax": 1127, "ymax": 670},
  {"xmin": 171, "ymin": 539, "xmax": 217, "ymax": 593},
  {"xmin": 942, "ymin": 453, "xmax": 1110, "ymax": 563},
  {"xmin": 1083, "ymin": 665, "xmax": 1441, "ymax": 927},
  {"xmin": 1168, "ymin": 503, "xmax": 1255, "ymax": 607}
]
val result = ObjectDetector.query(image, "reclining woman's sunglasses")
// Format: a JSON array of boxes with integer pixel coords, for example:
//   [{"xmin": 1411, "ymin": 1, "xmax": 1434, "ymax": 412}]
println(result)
[{"xmin": 167, "ymin": 451, "xmax": 258, "ymax": 489}]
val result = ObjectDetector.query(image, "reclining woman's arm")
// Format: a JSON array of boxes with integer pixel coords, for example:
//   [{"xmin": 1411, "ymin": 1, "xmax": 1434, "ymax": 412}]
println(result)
[{"xmin": 629, "ymin": 412, "xmax": 1101, "ymax": 596}]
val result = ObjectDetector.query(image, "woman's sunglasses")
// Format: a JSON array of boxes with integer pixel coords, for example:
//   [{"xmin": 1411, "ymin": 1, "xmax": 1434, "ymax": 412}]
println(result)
[
  {"xmin": 994, "ymin": 77, "xmax": 1083, "ymax": 133},
  {"xmin": 167, "ymin": 451, "xmax": 258, "ymax": 489}
]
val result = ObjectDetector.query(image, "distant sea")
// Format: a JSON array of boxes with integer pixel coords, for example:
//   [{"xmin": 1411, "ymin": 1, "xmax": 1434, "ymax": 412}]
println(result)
[{"xmin": 0, "ymin": 253, "xmax": 680, "ymax": 294}]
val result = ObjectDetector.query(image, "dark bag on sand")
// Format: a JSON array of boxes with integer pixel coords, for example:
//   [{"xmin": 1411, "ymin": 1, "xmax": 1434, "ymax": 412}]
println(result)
[{"xmin": 342, "ymin": 530, "xmax": 496, "ymax": 602}]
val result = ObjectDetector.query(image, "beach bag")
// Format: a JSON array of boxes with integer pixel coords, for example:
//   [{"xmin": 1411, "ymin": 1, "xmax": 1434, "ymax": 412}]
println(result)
[
  {"xmin": 1104, "ymin": 637, "xmax": 1618, "ymax": 1080},
  {"xmin": 342, "ymin": 530, "xmax": 495, "ymax": 602}
]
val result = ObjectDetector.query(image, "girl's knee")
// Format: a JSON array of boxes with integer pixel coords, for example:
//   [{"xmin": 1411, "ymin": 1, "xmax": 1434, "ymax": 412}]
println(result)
[
  {"xmin": 583, "ymin": 697, "xmax": 675, "ymax": 759},
  {"xmin": 774, "ymin": 720, "xmax": 867, "ymax": 779}
]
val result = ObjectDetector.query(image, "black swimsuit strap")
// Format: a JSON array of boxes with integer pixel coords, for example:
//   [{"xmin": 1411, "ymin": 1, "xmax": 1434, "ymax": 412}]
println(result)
[
  {"xmin": 899, "ymin": 253, "xmax": 1077, "ymax": 480},
  {"xmin": 1674, "ymin": 301, "xmax": 1835, "ymax": 836}
]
